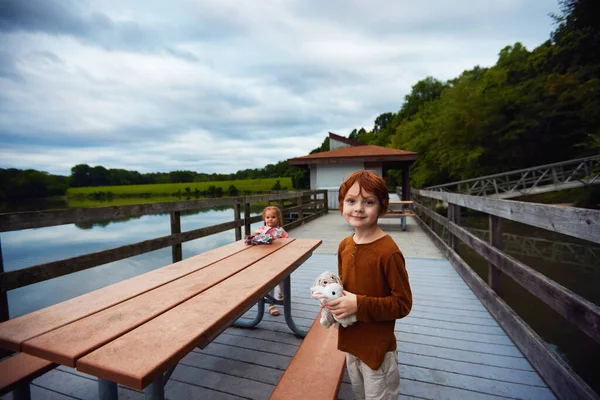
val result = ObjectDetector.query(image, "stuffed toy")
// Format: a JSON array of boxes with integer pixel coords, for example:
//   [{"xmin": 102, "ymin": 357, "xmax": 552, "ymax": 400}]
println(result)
[
  {"xmin": 310, "ymin": 271, "xmax": 342, "ymax": 328},
  {"xmin": 245, "ymin": 226, "xmax": 287, "ymax": 245},
  {"xmin": 310, "ymin": 271, "xmax": 357, "ymax": 328},
  {"xmin": 311, "ymin": 282, "xmax": 357, "ymax": 328}
]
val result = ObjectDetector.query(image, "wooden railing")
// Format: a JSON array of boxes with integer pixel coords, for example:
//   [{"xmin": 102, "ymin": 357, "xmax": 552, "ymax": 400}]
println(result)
[
  {"xmin": 406, "ymin": 188, "xmax": 600, "ymax": 400},
  {"xmin": 0, "ymin": 190, "xmax": 328, "ymax": 322}
]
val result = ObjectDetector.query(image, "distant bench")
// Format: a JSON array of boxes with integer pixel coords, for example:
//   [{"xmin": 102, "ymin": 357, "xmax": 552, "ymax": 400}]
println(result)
[
  {"xmin": 381, "ymin": 200, "xmax": 415, "ymax": 231},
  {"xmin": 270, "ymin": 315, "xmax": 346, "ymax": 400}
]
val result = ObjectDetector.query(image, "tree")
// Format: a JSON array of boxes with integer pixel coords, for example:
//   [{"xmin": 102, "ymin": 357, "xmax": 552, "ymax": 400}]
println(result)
[
  {"xmin": 373, "ymin": 113, "xmax": 394, "ymax": 135},
  {"xmin": 398, "ymin": 77, "xmax": 448, "ymax": 121},
  {"xmin": 70, "ymin": 164, "xmax": 91, "ymax": 187}
]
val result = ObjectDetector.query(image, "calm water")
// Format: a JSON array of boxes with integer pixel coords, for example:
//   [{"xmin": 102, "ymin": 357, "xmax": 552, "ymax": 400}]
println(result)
[{"xmin": 2, "ymin": 206, "xmax": 263, "ymax": 318}]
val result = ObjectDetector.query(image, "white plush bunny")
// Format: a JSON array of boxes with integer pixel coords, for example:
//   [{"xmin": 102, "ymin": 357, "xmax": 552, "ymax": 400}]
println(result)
[
  {"xmin": 310, "ymin": 271, "xmax": 343, "ymax": 328},
  {"xmin": 311, "ymin": 282, "xmax": 357, "ymax": 328}
]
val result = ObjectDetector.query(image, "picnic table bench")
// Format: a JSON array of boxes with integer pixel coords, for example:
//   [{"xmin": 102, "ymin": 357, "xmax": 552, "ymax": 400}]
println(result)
[
  {"xmin": 0, "ymin": 238, "xmax": 321, "ymax": 399},
  {"xmin": 382, "ymin": 200, "xmax": 415, "ymax": 231}
]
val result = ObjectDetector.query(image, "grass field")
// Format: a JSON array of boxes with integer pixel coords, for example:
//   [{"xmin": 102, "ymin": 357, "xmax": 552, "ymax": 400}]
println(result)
[{"xmin": 67, "ymin": 178, "xmax": 293, "ymax": 197}]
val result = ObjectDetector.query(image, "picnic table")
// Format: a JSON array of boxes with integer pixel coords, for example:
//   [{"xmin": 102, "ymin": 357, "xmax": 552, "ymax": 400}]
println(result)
[
  {"xmin": 0, "ymin": 237, "xmax": 321, "ymax": 399},
  {"xmin": 383, "ymin": 200, "xmax": 415, "ymax": 231}
]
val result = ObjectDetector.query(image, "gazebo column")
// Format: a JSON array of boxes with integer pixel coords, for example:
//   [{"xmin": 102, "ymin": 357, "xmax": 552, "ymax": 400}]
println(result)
[{"xmin": 402, "ymin": 166, "xmax": 410, "ymax": 201}]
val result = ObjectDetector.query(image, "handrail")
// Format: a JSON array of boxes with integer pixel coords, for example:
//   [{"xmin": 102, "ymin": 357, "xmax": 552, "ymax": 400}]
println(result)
[
  {"xmin": 424, "ymin": 155, "xmax": 600, "ymax": 199},
  {"xmin": 426, "ymin": 155, "xmax": 600, "ymax": 189},
  {"xmin": 407, "ymin": 188, "xmax": 600, "ymax": 400},
  {"xmin": 416, "ymin": 189, "xmax": 600, "ymax": 244}
]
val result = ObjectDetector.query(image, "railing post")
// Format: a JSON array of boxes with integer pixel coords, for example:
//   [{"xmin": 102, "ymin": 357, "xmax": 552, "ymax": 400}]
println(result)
[
  {"xmin": 489, "ymin": 215, "xmax": 503, "ymax": 295},
  {"xmin": 448, "ymin": 203, "xmax": 461, "ymax": 251},
  {"xmin": 244, "ymin": 201, "xmax": 251, "ymax": 236},
  {"xmin": 324, "ymin": 190, "xmax": 329, "ymax": 213},
  {"xmin": 234, "ymin": 200, "xmax": 242, "ymax": 241},
  {"xmin": 297, "ymin": 194, "xmax": 303, "ymax": 224},
  {"xmin": 170, "ymin": 211, "xmax": 182, "ymax": 263},
  {"xmin": 0, "ymin": 236, "xmax": 8, "ymax": 322}
]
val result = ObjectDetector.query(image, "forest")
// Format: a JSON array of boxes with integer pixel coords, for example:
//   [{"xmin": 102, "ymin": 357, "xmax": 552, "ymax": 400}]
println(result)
[
  {"xmin": 1, "ymin": 0, "xmax": 597, "ymax": 201},
  {"xmin": 320, "ymin": 0, "xmax": 599, "ymax": 188}
]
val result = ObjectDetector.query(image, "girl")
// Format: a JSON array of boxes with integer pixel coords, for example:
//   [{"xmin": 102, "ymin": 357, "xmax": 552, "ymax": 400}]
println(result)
[{"xmin": 254, "ymin": 206, "xmax": 288, "ymax": 316}]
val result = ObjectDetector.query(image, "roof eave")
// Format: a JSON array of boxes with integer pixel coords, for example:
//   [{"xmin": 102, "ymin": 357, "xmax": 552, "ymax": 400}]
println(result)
[{"xmin": 288, "ymin": 154, "xmax": 418, "ymax": 165}]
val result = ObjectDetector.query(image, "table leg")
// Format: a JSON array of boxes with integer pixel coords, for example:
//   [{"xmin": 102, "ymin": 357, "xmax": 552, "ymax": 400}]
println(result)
[
  {"xmin": 232, "ymin": 298, "xmax": 265, "ymax": 328},
  {"xmin": 282, "ymin": 276, "xmax": 307, "ymax": 338},
  {"xmin": 144, "ymin": 374, "xmax": 164, "ymax": 400},
  {"xmin": 98, "ymin": 378, "xmax": 118, "ymax": 400},
  {"xmin": 12, "ymin": 384, "xmax": 30, "ymax": 400}
]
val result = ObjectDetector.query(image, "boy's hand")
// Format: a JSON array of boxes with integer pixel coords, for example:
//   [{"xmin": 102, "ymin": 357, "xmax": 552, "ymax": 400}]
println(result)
[{"xmin": 326, "ymin": 290, "xmax": 357, "ymax": 319}]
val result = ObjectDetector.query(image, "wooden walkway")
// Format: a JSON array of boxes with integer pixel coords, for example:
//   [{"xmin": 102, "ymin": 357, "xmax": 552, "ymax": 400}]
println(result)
[{"xmin": 2, "ymin": 212, "xmax": 556, "ymax": 400}]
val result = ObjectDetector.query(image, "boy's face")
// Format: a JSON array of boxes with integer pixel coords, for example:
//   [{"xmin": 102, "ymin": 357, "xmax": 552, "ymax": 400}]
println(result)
[
  {"xmin": 342, "ymin": 182, "xmax": 380, "ymax": 230},
  {"xmin": 264, "ymin": 210, "xmax": 279, "ymax": 227}
]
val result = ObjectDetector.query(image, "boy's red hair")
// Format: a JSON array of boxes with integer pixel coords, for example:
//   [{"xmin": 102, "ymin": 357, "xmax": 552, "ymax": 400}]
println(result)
[{"xmin": 338, "ymin": 170, "xmax": 389, "ymax": 216}]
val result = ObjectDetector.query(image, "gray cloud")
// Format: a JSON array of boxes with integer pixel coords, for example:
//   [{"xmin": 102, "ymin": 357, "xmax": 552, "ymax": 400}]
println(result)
[{"xmin": 0, "ymin": 0, "xmax": 561, "ymax": 175}]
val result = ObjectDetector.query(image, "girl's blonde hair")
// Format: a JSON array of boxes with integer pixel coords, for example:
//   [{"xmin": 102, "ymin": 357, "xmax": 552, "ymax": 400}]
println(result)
[{"xmin": 263, "ymin": 206, "xmax": 284, "ymax": 227}]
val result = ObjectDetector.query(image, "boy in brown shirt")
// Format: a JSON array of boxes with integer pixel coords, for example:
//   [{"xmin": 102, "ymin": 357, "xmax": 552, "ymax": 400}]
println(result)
[{"xmin": 326, "ymin": 170, "xmax": 412, "ymax": 400}]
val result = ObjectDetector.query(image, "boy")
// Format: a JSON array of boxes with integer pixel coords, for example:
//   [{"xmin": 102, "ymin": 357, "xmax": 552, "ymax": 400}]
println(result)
[{"xmin": 326, "ymin": 170, "xmax": 412, "ymax": 400}]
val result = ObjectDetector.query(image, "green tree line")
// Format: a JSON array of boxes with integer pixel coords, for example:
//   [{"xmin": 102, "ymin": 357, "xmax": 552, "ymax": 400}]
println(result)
[
  {"xmin": 324, "ymin": 0, "xmax": 599, "ymax": 188},
  {"xmin": 0, "ymin": 161, "xmax": 309, "ymax": 201}
]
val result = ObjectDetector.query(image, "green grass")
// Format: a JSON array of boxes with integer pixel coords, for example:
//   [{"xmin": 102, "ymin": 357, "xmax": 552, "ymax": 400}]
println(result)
[{"xmin": 67, "ymin": 178, "xmax": 293, "ymax": 197}]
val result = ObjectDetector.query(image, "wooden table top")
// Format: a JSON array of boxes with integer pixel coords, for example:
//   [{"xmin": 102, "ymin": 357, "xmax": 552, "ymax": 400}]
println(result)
[{"xmin": 0, "ymin": 238, "xmax": 321, "ymax": 390}]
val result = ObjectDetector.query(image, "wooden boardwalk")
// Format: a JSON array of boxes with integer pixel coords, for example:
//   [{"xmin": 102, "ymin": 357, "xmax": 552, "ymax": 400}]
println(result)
[{"xmin": 2, "ymin": 212, "xmax": 556, "ymax": 400}]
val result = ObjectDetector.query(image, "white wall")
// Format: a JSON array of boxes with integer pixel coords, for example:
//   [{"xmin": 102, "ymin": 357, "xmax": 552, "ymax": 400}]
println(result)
[
  {"xmin": 317, "ymin": 163, "xmax": 364, "ymax": 188},
  {"xmin": 329, "ymin": 137, "xmax": 350, "ymax": 150},
  {"xmin": 315, "ymin": 163, "xmax": 364, "ymax": 209},
  {"xmin": 310, "ymin": 165, "xmax": 317, "ymax": 189}
]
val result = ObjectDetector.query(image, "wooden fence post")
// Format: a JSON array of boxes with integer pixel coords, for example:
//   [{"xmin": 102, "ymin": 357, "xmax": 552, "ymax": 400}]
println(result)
[
  {"xmin": 448, "ymin": 203, "xmax": 461, "ymax": 252},
  {"xmin": 170, "ymin": 211, "xmax": 182, "ymax": 263},
  {"xmin": 298, "ymin": 194, "xmax": 303, "ymax": 224},
  {"xmin": 324, "ymin": 190, "xmax": 329, "ymax": 213},
  {"xmin": 0, "ymin": 236, "xmax": 9, "ymax": 322},
  {"xmin": 488, "ymin": 215, "xmax": 503, "ymax": 295},
  {"xmin": 234, "ymin": 200, "xmax": 242, "ymax": 241},
  {"xmin": 244, "ymin": 201, "xmax": 251, "ymax": 236}
]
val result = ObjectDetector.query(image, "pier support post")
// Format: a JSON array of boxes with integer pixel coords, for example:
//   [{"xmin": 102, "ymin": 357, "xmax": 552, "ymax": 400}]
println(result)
[
  {"xmin": 488, "ymin": 215, "xmax": 503, "ymax": 295},
  {"xmin": 234, "ymin": 200, "xmax": 242, "ymax": 241},
  {"xmin": 170, "ymin": 211, "xmax": 182, "ymax": 263},
  {"xmin": 244, "ymin": 202, "xmax": 251, "ymax": 236}
]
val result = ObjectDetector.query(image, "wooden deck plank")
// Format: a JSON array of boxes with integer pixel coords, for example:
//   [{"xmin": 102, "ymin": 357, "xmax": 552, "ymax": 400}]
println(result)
[
  {"xmin": 402, "ymin": 364, "xmax": 556, "ymax": 399},
  {"xmin": 397, "ymin": 351, "xmax": 546, "ymax": 387},
  {"xmin": 395, "ymin": 324, "xmax": 514, "ymax": 346},
  {"xmin": 171, "ymin": 363, "xmax": 276, "ymax": 400},
  {"xmin": 180, "ymin": 351, "xmax": 284, "ymax": 386}
]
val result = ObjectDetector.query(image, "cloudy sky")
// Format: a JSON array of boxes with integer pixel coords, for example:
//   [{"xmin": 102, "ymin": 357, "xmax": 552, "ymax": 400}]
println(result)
[{"xmin": 1, "ymin": 0, "xmax": 561, "ymax": 176}]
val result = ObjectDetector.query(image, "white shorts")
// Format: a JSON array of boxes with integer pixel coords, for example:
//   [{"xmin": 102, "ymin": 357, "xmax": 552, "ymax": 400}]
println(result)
[{"xmin": 345, "ymin": 351, "xmax": 400, "ymax": 400}]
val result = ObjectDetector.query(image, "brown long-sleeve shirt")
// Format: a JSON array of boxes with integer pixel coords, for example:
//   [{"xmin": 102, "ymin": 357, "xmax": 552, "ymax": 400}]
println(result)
[{"xmin": 337, "ymin": 234, "xmax": 412, "ymax": 370}]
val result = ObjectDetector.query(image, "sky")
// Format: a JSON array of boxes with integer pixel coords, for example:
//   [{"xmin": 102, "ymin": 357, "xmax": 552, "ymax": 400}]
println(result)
[{"xmin": 0, "ymin": 0, "xmax": 562, "ymax": 176}]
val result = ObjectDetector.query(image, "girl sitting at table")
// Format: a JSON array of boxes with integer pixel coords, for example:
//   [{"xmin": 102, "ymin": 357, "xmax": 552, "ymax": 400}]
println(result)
[{"xmin": 253, "ymin": 206, "xmax": 288, "ymax": 316}]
